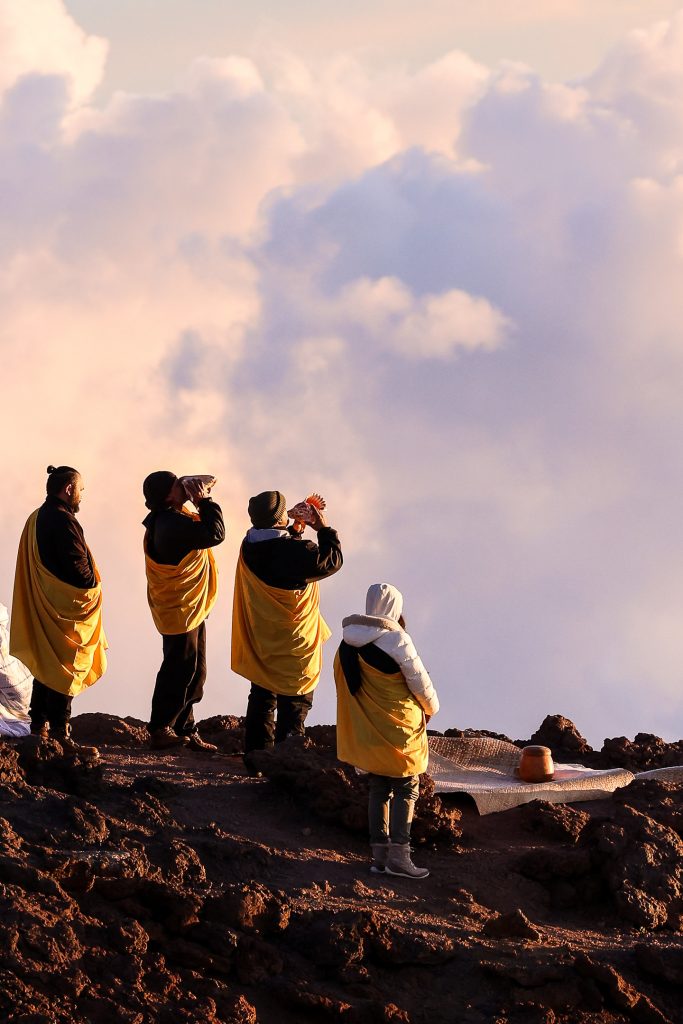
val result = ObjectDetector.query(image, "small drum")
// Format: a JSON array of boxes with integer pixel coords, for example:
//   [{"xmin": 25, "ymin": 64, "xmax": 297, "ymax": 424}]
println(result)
[{"xmin": 518, "ymin": 745, "xmax": 555, "ymax": 782}]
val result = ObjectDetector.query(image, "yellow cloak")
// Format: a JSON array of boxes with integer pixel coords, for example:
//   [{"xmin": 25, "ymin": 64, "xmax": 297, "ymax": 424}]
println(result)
[
  {"xmin": 144, "ymin": 528, "xmax": 218, "ymax": 636},
  {"xmin": 334, "ymin": 648, "xmax": 428, "ymax": 777},
  {"xmin": 10, "ymin": 510, "xmax": 108, "ymax": 696},
  {"xmin": 231, "ymin": 554, "xmax": 331, "ymax": 695}
]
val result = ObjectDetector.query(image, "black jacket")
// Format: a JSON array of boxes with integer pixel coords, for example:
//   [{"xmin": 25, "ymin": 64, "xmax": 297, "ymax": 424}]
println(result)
[
  {"xmin": 143, "ymin": 499, "xmax": 225, "ymax": 566},
  {"xmin": 241, "ymin": 526, "xmax": 342, "ymax": 590},
  {"xmin": 35, "ymin": 495, "xmax": 97, "ymax": 589}
]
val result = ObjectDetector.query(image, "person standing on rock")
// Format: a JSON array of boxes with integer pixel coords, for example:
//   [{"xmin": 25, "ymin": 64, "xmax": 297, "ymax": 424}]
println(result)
[
  {"xmin": 231, "ymin": 490, "xmax": 342, "ymax": 773},
  {"xmin": 143, "ymin": 471, "xmax": 225, "ymax": 751},
  {"xmin": 10, "ymin": 465, "xmax": 107, "ymax": 759},
  {"xmin": 334, "ymin": 583, "xmax": 439, "ymax": 880}
]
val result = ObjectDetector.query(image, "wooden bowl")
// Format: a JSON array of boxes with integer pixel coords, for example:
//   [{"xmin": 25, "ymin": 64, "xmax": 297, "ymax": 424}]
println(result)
[{"xmin": 518, "ymin": 745, "xmax": 554, "ymax": 783}]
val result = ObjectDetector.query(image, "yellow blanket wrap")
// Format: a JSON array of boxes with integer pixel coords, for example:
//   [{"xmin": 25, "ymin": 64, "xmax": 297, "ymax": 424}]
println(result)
[
  {"xmin": 231, "ymin": 554, "xmax": 331, "ymax": 695},
  {"xmin": 10, "ymin": 510, "xmax": 108, "ymax": 696},
  {"xmin": 334, "ymin": 649, "xmax": 428, "ymax": 777},
  {"xmin": 144, "ymin": 534, "xmax": 218, "ymax": 636}
]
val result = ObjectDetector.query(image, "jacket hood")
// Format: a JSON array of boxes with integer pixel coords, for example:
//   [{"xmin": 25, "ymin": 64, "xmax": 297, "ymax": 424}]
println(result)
[
  {"xmin": 365, "ymin": 583, "xmax": 403, "ymax": 622},
  {"xmin": 342, "ymin": 584, "xmax": 404, "ymax": 648}
]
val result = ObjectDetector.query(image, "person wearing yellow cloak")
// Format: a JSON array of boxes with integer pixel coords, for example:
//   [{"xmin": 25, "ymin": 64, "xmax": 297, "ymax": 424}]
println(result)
[
  {"xmin": 143, "ymin": 471, "xmax": 225, "ymax": 751},
  {"xmin": 10, "ymin": 465, "xmax": 107, "ymax": 759},
  {"xmin": 232, "ymin": 490, "xmax": 342, "ymax": 773},
  {"xmin": 334, "ymin": 583, "xmax": 439, "ymax": 880}
]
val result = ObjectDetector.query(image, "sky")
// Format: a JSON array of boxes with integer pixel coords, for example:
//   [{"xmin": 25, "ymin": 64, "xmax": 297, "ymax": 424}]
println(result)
[{"xmin": 2, "ymin": 0, "xmax": 683, "ymax": 746}]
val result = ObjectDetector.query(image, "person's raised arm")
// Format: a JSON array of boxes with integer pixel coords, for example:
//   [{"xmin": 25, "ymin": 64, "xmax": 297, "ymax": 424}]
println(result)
[
  {"xmin": 300, "ymin": 505, "xmax": 343, "ymax": 581},
  {"xmin": 168, "ymin": 485, "xmax": 225, "ymax": 551}
]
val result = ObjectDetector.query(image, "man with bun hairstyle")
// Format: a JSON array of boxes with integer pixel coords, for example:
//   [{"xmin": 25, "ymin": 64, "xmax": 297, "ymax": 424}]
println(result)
[
  {"xmin": 142, "ymin": 471, "xmax": 225, "ymax": 751},
  {"xmin": 10, "ymin": 465, "xmax": 107, "ymax": 759},
  {"xmin": 232, "ymin": 490, "xmax": 342, "ymax": 772}
]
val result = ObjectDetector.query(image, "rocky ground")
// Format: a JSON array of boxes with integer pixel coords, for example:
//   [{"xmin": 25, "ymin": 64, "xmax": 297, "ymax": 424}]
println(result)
[{"xmin": 1, "ymin": 713, "xmax": 683, "ymax": 1024}]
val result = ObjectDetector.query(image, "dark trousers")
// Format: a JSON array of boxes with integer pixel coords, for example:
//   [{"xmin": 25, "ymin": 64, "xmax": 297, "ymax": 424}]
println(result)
[
  {"xmin": 149, "ymin": 622, "xmax": 206, "ymax": 735},
  {"xmin": 30, "ymin": 679, "xmax": 72, "ymax": 732},
  {"xmin": 368, "ymin": 773, "xmax": 420, "ymax": 845},
  {"xmin": 244, "ymin": 683, "xmax": 313, "ymax": 755}
]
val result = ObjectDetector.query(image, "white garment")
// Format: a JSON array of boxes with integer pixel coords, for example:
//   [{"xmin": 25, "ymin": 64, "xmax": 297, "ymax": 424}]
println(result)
[
  {"xmin": 341, "ymin": 583, "xmax": 440, "ymax": 717},
  {"xmin": 0, "ymin": 603, "xmax": 32, "ymax": 737},
  {"xmin": 245, "ymin": 528, "xmax": 290, "ymax": 544}
]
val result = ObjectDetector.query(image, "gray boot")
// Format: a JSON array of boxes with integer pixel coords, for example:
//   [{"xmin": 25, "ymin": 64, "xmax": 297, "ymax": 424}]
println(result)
[
  {"xmin": 385, "ymin": 842, "xmax": 429, "ymax": 879},
  {"xmin": 370, "ymin": 842, "xmax": 389, "ymax": 874}
]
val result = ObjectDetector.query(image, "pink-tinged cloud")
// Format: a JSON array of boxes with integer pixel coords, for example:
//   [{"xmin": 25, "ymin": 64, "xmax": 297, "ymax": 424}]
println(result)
[{"xmin": 0, "ymin": 0, "xmax": 107, "ymax": 105}]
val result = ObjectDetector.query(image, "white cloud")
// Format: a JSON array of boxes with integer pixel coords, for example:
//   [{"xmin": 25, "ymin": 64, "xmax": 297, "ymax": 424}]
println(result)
[
  {"xmin": 0, "ymin": 0, "xmax": 106, "ymax": 106},
  {"xmin": 331, "ymin": 277, "xmax": 510, "ymax": 358}
]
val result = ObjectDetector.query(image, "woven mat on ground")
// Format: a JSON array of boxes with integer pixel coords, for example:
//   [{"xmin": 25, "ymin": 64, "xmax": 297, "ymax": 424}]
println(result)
[
  {"xmin": 427, "ymin": 735, "xmax": 635, "ymax": 815},
  {"xmin": 634, "ymin": 766, "xmax": 683, "ymax": 784}
]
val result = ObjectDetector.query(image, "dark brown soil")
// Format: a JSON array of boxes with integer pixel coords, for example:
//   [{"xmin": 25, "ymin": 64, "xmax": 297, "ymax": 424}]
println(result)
[{"xmin": 1, "ymin": 714, "xmax": 682, "ymax": 1024}]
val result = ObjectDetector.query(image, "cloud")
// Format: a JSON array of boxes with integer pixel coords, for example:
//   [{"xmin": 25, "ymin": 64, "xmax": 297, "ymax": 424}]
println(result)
[
  {"xmin": 3, "ymin": 3, "xmax": 683, "ymax": 744},
  {"xmin": 0, "ymin": 0, "xmax": 106, "ymax": 106}
]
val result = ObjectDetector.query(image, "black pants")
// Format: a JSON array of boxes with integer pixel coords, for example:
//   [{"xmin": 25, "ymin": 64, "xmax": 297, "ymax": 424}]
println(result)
[
  {"xmin": 149, "ymin": 622, "xmax": 206, "ymax": 735},
  {"xmin": 244, "ymin": 683, "xmax": 313, "ymax": 755},
  {"xmin": 30, "ymin": 679, "xmax": 72, "ymax": 732}
]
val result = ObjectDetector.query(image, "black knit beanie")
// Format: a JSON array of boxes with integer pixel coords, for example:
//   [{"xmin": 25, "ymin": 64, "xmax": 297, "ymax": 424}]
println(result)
[
  {"xmin": 248, "ymin": 490, "xmax": 287, "ymax": 528},
  {"xmin": 143, "ymin": 471, "xmax": 177, "ymax": 511}
]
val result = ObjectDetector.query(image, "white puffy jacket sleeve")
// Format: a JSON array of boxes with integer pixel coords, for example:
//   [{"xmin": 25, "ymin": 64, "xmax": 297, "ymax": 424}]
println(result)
[{"xmin": 375, "ymin": 630, "xmax": 440, "ymax": 717}]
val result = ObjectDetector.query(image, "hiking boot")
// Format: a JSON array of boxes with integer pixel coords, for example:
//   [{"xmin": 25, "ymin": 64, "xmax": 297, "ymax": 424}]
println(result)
[
  {"xmin": 150, "ymin": 727, "xmax": 189, "ymax": 750},
  {"xmin": 53, "ymin": 728, "xmax": 100, "ymax": 761},
  {"xmin": 186, "ymin": 733, "xmax": 218, "ymax": 752},
  {"xmin": 385, "ymin": 843, "xmax": 429, "ymax": 880},
  {"xmin": 370, "ymin": 842, "xmax": 389, "ymax": 874}
]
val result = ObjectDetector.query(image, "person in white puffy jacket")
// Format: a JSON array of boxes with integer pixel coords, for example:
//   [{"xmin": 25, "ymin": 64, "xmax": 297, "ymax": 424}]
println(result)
[
  {"xmin": 0, "ymin": 603, "xmax": 32, "ymax": 738},
  {"xmin": 334, "ymin": 583, "xmax": 439, "ymax": 879}
]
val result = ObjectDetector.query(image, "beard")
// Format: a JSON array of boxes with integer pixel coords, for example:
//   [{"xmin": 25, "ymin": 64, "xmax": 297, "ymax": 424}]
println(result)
[{"xmin": 69, "ymin": 498, "xmax": 81, "ymax": 513}]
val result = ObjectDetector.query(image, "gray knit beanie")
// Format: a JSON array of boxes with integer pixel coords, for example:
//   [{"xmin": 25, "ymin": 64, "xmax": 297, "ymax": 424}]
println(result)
[{"xmin": 248, "ymin": 490, "xmax": 287, "ymax": 528}]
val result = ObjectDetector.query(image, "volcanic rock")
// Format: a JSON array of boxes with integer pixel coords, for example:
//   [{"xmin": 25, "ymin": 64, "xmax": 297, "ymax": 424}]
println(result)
[
  {"xmin": 71, "ymin": 714, "xmax": 150, "ymax": 748},
  {"xmin": 575, "ymin": 954, "xmax": 673, "ymax": 1023},
  {"xmin": 635, "ymin": 942, "xmax": 683, "ymax": 985},
  {"xmin": 519, "ymin": 801, "xmax": 683, "ymax": 930},
  {"xmin": 527, "ymin": 715, "xmax": 593, "ymax": 760},
  {"xmin": 600, "ymin": 733, "xmax": 683, "ymax": 773},
  {"xmin": 203, "ymin": 881, "xmax": 290, "ymax": 934},
  {"xmin": 520, "ymin": 801, "xmax": 590, "ymax": 844},
  {"xmin": 0, "ymin": 741, "xmax": 25, "ymax": 792},
  {"xmin": 483, "ymin": 909, "xmax": 543, "ymax": 941},
  {"xmin": 195, "ymin": 715, "xmax": 244, "ymax": 755}
]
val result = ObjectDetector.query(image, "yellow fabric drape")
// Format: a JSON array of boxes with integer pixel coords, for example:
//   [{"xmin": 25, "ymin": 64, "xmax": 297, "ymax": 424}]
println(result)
[
  {"xmin": 231, "ymin": 554, "xmax": 331, "ymax": 695},
  {"xmin": 10, "ymin": 510, "xmax": 108, "ymax": 696},
  {"xmin": 334, "ymin": 649, "xmax": 428, "ymax": 777},
  {"xmin": 144, "ymin": 530, "xmax": 218, "ymax": 636}
]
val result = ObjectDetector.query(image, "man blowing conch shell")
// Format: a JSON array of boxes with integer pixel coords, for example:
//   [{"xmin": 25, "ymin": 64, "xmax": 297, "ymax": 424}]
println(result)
[
  {"xmin": 142, "ymin": 471, "xmax": 225, "ymax": 751},
  {"xmin": 11, "ymin": 465, "xmax": 107, "ymax": 759},
  {"xmin": 231, "ymin": 490, "xmax": 342, "ymax": 773}
]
